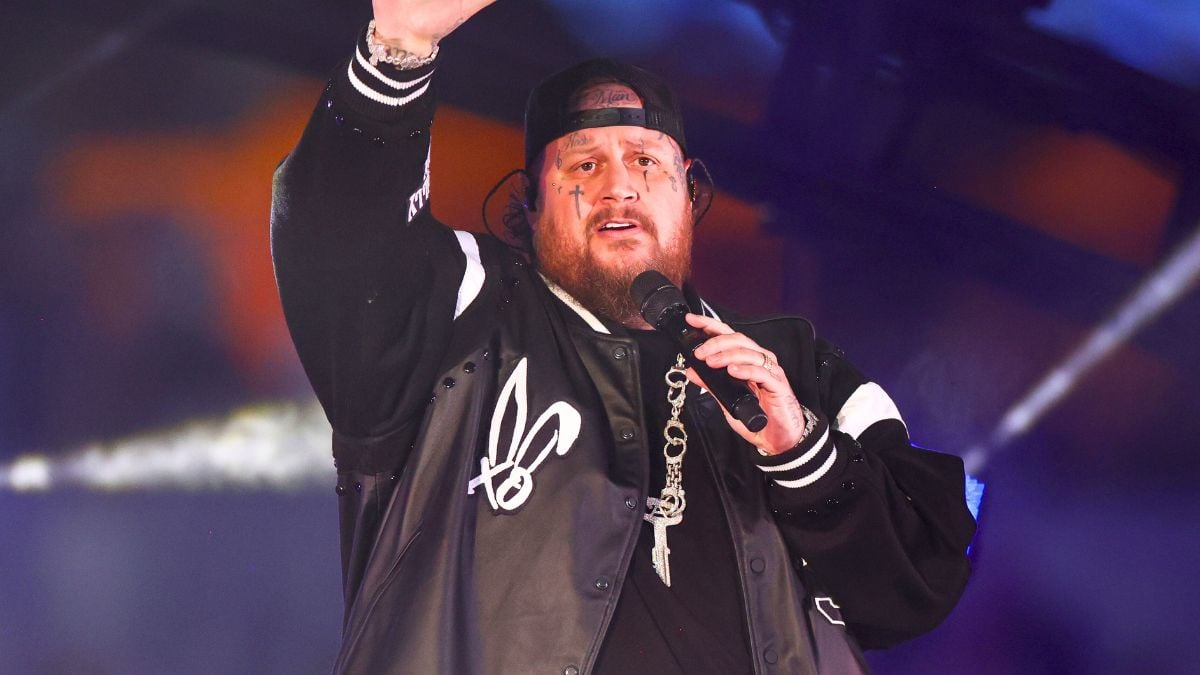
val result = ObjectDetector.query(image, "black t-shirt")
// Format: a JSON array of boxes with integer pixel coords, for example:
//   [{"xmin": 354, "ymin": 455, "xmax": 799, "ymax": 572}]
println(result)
[{"xmin": 593, "ymin": 330, "xmax": 753, "ymax": 674}]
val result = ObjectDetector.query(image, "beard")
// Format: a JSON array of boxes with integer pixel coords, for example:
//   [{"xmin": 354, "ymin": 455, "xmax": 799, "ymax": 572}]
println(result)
[{"xmin": 534, "ymin": 204, "xmax": 692, "ymax": 327}]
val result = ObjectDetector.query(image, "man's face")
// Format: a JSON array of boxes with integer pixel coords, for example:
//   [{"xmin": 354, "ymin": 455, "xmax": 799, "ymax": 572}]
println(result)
[{"xmin": 530, "ymin": 83, "xmax": 693, "ymax": 327}]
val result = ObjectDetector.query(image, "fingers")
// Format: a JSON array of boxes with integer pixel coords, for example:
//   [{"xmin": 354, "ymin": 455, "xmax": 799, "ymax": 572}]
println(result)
[
  {"xmin": 688, "ymin": 315, "xmax": 778, "ymax": 369},
  {"xmin": 686, "ymin": 312, "xmax": 734, "ymax": 335},
  {"xmin": 683, "ymin": 314, "xmax": 789, "ymax": 396},
  {"xmin": 684, "ymin": 314, "xmax": 808, "ymax": 454},
  {"xmin": 725, "ymin": 362, "xmax": 792, "ymax": 398},
  {"xmin": 688, "ymin": 314, "xmax": 773, "ymax": 358}
]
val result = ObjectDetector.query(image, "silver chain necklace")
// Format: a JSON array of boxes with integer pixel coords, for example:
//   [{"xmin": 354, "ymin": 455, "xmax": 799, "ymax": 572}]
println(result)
[{"xmin": 644, "ymin": 353, "xmax": 689, "ymax": 586}]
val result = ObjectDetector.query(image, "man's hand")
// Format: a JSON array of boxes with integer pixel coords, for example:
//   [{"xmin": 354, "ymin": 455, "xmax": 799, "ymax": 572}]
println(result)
[
  {"xmin": 372, "ymin": 0, "xmax": 499, "ymax": 56},
  {"xmin": 685, "ymin": 313, "xmax": 810, "ymax": 455}
]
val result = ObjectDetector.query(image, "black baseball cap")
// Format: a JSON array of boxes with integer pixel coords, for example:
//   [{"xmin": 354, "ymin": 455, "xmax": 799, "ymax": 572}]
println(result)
[{"xmin": 523, "ymin": 58, "xmax": 687, "ymax": 170}]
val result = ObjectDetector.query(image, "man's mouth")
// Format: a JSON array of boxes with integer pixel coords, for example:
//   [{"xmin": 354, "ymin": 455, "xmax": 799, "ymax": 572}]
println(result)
[{"xmin": 597, "ymin": 220, "xmax": 639, "ymax": 232}]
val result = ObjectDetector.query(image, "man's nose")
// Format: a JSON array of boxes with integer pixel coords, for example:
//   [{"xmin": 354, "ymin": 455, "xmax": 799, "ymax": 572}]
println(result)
[{"xmin": 601, "ymin": 163, "xmax": 638, "ymax": 202}]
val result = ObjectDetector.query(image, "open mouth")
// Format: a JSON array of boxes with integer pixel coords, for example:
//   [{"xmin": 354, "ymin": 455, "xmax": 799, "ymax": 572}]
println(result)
[{"xmin": 597, "ymin": 221, "xmax": 639, "ymax": 232}]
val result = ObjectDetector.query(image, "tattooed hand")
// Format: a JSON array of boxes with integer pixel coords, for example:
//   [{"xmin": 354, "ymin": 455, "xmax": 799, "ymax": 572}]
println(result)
[
  {"xmin": 684, "ymin": 313, "xmax": 810, "ymax": 455},
  {"xmin": 372, "ymin": 0, "xmax": 498, "ymax": 57}
]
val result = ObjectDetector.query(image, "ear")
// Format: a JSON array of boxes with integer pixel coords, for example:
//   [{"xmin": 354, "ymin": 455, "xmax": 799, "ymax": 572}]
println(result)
[
  {"xmin": 684, "ymin": 158, "xmax": 697, "ymax": 203},
  {"xmin": 517, "ymin": 170, "xmax": 540, "ymax": 217},
  {"xmin": 686, "ymin": 158, "xmax": 714, "ymax": 224}
]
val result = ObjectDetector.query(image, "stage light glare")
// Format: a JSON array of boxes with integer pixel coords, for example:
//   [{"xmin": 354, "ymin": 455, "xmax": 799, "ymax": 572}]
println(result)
[
  {"xmin": 1, "ymin": 400, "xmax": 334, "ymax": 493},
  {"xmin": 8, "ymin": 455, "xmax": 52, "ymax": 492},
  {"xmin": 967, "ymin": 222, "xmax": 1200, "ymax": 474}
]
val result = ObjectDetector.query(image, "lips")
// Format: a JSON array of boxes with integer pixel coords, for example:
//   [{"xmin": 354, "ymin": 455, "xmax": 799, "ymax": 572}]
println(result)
[{"xmin": 598, "ymin": 221, "xmax": 638, "ymax": 232}]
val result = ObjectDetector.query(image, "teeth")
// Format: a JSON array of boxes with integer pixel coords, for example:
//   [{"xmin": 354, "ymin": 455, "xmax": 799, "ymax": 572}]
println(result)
[{"xmin": 601, "ymin": 222, "xmax": 635, "ymax": 231}]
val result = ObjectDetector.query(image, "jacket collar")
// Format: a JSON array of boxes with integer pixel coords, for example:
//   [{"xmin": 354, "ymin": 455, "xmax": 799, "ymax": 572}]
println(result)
[
  {"xmin": 539, "ymin": 273, "xmax": 615, "ymax": 334},
  {"xmin": 538, "ymin": 272, "xmax": 721, "ymax": 335}
]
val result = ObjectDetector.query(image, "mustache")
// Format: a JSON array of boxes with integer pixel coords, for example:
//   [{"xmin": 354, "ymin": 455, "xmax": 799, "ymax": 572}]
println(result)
[{"xmin": 585, "ymin": 206, "xmax": 657, "ymax": 234}]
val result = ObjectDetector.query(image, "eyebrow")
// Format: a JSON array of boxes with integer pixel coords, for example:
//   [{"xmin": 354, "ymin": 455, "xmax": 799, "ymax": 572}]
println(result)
[
  {"xmin": 627, "ymin": 137, "xmax": 672, "ymax": 152},
  {"xmin": 558, "ymin": 143, "xmax": 599, "ymax": 158}
]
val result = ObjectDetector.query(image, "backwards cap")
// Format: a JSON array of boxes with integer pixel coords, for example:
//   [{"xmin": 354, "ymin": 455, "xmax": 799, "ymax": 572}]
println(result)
[{"xmin": 523, "ymin": 58, "xmax": 687, "ymax": 170}]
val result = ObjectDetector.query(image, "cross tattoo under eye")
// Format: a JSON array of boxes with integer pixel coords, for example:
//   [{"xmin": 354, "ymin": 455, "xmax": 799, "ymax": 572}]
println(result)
[
  {"xmin": 643, "ymin": 170, "xmax": 650, "ymax": 192},
  {"xmin": 570, "ymin": 184, "xmax": 583, "ymax": 218}
]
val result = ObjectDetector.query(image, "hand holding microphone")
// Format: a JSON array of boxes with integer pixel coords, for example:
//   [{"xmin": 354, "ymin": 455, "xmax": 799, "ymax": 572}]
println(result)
[
  {"xmin": 631, "ymin": 271, "xmax": 766, "ymax": 430},
  {"xmin": 631, "ymin": 271, "xmax": 812, "ymax": 454}
]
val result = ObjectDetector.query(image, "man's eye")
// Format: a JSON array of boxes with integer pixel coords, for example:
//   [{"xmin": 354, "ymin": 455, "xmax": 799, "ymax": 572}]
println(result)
[
  {"xmin": 635, "ymin": 157, "xmax": 657, "ymax": 167},
  {"xmin": 576, "ymin": 161, "xmax": 597, "ymax": 173}
]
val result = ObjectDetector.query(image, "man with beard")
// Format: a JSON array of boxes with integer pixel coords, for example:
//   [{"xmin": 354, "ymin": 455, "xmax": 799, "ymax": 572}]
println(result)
[{"xmin": 270, "ymin": 1, "xmax": 976, "ymax": 672}]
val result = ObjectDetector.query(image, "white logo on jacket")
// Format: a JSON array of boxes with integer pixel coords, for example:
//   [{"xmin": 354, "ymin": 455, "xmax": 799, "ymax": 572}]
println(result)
[{"xmin": 467, "ymin": 357, "xmax": 581, "ymax": 511}]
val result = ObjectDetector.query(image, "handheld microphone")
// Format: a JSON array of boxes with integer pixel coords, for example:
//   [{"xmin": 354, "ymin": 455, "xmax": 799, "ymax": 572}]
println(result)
[{"xmin": 630, "ymin": 271, "xmax": 768, "ymax": 432}]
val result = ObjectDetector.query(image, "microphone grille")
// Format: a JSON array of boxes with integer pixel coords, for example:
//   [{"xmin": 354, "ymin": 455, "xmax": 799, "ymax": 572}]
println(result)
[{"xmin": 630, "ymin": 270, "xmax": 686, "ymax": 326}]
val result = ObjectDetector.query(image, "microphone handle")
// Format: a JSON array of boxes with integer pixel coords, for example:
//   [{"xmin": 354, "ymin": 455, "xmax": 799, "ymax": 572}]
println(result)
[{"xmin": 659, "ymin": 307, "xmax": 768, "ymax": 432}]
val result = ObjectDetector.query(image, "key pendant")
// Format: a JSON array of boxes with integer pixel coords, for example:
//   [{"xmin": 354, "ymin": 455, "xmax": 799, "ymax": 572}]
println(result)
[
  {"xmin": 645, "ymin": 508, "xmax": 682, "ymax": 587},
  {"xmin": 651, "ymin": 517, "xmax": 672, "ymax": 587}
]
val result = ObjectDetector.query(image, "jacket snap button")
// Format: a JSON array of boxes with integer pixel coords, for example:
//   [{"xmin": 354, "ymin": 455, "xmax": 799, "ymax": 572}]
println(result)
[
  {"xmin": 624, "ymin": 497, "xmax": 637, "ymax": 510},
  {"xmin": 619, "ymin": 428, "xmax": 635, "ymax": 441},
  {"xmin": 564, "ymin": 667, "xmax": 579, "ymax": 675},
  {"xmin": 763, "ymin": 648, "xmax": 778, "ymax": 665},
  {"xmin": 354, "ymin": 482, "xmax": 363, "ymax": 493},
  {"xmin": 750, "ymin": 557, "xmax": 766, "ymax": 573},
  {"xmin": 463, "ymin": 361, "xmax": 476, "ymax": 373},
  {"xmin": 442, "ymin": 377, "xmax": 456, "ymax": 389},
  {"xmin": 612, "ymin": 346, "xmax": 628, "ymax": 360},
  {"xmin": 594, "ymin": 577, "xmax": 610, "ymax": 591},
  {"xmin": 334, "ymin": 484, "xmax": 346, "ymax": 496}
]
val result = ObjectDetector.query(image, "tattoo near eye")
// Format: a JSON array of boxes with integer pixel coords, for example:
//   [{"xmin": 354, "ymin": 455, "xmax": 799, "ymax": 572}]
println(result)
[{"xmin": 570, "ymin": 184, "xmax": 583, "ymax": 219}]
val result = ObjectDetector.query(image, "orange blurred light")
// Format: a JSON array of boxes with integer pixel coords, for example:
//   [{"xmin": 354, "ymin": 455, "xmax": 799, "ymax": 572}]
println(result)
[
  {"xmin": 953, "ymin": 127, "xmax": 1178, "ymax": 266},
  {"xmin": 46, "ymin": 78, "xmax": 777, "ymax": 384}
]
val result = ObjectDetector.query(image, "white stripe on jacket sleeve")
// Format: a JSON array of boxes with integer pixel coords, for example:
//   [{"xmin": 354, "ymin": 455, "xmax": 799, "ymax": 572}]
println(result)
[
  {"xmin": 836, "ymin": 382, "xmax": 905, "ymax": 439},
  {"xmin": 453, "ymin": 231, "xmax": 485, "ymax": 319}
]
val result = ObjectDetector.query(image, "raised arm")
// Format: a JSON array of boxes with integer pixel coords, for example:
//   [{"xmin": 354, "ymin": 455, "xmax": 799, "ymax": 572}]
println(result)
[{"xmin": 269, "ymin": 1, "xmax": 496, "ymax": 470}]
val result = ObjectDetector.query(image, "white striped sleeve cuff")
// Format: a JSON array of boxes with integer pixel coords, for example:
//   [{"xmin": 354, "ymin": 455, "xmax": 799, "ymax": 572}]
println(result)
[
  {"xmin": 345, "ymin": 26, "xmax": 437, "ymax": 110},
  {"xmin": 752, "ymin": 410, "xmax": 838, "ymax": 489}
]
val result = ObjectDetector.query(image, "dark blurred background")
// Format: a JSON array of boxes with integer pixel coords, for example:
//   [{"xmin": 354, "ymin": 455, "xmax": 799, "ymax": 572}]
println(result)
[{"xmin": 2, "ymin": 0, "xmax": 1198, "ymax": 672}]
